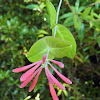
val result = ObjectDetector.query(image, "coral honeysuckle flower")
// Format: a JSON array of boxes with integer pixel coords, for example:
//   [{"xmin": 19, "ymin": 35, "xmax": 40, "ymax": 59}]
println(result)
[{"xmin": 12, "ymin": 54, "xmax": 72, "ymax": 100}]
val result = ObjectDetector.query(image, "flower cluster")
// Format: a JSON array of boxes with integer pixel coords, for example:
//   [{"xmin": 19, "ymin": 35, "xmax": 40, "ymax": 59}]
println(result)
[{"xmin": 12, "ymin": 54, "xmax": 72, "ymax": 100}]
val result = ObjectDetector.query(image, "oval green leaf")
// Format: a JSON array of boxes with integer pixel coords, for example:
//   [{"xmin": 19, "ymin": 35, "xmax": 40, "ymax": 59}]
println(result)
[
  {"xmin": 46, "ymin": 0, "xmax": 57, "ymax": 28},
  {"xmin": 27, "ymin": 36, "xmax": 72, "ymax": 62},
  {"xmin": 82, "ymin": 7, "xmax": 91, "ymax": 19},
  {"xmin": 52, "ymin": 24, "xmax": 76, "ymax": 59}
]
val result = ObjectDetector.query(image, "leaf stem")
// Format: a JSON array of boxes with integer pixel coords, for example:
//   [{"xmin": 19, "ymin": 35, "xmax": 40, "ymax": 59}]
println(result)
[
  {"xmin": 54, "ymin": 0, "xmax": 62, "ymax": 37},
  {"xmin": 45, "ymin": 0, "xmax": 62, "ymax": 65}
]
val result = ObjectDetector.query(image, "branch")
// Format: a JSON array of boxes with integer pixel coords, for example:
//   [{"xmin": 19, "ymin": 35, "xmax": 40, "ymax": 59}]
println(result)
[{"xmin": 86, "ymin": 2, "xmax": 100, "ymax": 7}]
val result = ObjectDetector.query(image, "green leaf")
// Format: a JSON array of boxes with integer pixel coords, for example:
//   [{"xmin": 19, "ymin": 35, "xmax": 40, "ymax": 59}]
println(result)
[
  {"xmin": 73, "ymin": 15, "xmax": 78, "ymax": 29},
  {"xmin": 73, "ymin": 15, "xmax": 82, "ymax": 30},
  {"xmin": 97, "ymin": 37, "xmax": 100, "ymax": 47},
  {"xmin": 77, "ymin": 6, "xmax": 85, "ymax": 13},
  {"xmin": 24, "ymin": 96, "xmax": 31, "ymax": 100},
  {"xmin": 78, "ymin": 23, "xmax": 85, "ymax": 42},
  {"xmin": 60, "ymin": 13, "xmax": 73, "ymax": 19},
  {"xmin": 82, "ymin": 7, "xmax": 91, "ymax": 19},
  {"xmin": 75, "ymin": 0, "xmax": 79, "ymax": 12},
  {"xmin": 7, "ymin": 20, "xmax": 11, "ymax": 27},
  {"xmin": 63, "ymin": 90, "xmax": 68, "ymax": 97},
  {"xmin": 46, "ymin": 0, "xmax": 56, "ymax": 28},
  {"xmin": 39, "ymin": 2, "xmax": 46, "ymax": 10},
  {"xmin": 63, "ymin": 16, "xmax": 74, "ymax": 27},
  {"xmin": 26, "ymin": 4, "xmax": 39, "ymax": 10},
  {"xmin": 38, "ymin": 34, "xmax": 44, "ymax": 38},
  {"xmin": 37, "ymin": 30, "xmax": 49, "ymax": 35},
  {"xmin": 27, "ymin": 36, "xmax": 72, "ymax": 62},
  {"xmin": 52, "ymin": 24, "xmax": 76, "ymax": 59},
  {"xmin": 57, "ymin": 89, "xmax": 62, "ymax": 96}
]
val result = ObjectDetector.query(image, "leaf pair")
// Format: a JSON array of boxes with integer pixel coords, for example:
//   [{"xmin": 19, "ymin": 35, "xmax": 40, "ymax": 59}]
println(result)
[{"xmin": 27, "ymin": 37, "xmax": 72, "ymax": 62}]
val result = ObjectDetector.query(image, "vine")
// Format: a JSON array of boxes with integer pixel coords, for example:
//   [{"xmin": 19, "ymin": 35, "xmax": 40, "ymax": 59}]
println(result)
[{"xmin": 12, "ymin": 0, "xmax": 77, "ymax": 100}]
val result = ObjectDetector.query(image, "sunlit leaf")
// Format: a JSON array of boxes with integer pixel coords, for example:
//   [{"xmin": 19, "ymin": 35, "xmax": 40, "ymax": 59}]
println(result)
[
  {"xmin": 82, "ymin": 7, "xmax": 91, "ymax": 19},
  {"xmin": 60, "ymin": 13, "xmax": 73, "ymax": 19},
  {"xmin": 46, "ymin": 0, "xmax": 57, "ymax": 28},
  {"xmin": 52, "ymin": 24, "xmax": 76, "ymax": 58},
  {"xmin": 63, "ymin": 90, "xmax": 68, "ymax": 97},
  {"xmin": 26, "ymin": 4, "xmax": 39, "ymax": 10},
  {"xmin": 24, "ymin": 96, "xmax": 31, "ymax": 100},
  {"xmin": 57, "ymin": 89, "xmax": 62, "ymax": 96},
  {"xmin": 27, "ymin": 36, "xmax": 72, "ymax": 62},
  {"xmin": 37, "ymin": 30, "xmax": 49, "ymax": 35}
]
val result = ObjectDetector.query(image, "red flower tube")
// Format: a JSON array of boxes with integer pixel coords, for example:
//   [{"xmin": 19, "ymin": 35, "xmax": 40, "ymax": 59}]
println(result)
[{"xmin": 12, "ymin": 54, "xmax": 72, "ymax": 100}]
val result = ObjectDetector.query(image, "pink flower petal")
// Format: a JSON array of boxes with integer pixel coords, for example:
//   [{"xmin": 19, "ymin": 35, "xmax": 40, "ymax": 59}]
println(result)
[
  {"xmin": 46, "ymin": 66, "xmax": 65, "ymax": 90},
  {"xmin": 20, "ymin": 67, "xmax": 43, "ymax": 88},
  {"xmin": 49, "ymin": 59, "xmax": 64, "ymax": 68},
  {"xmin": 29, "ymin": 67, "xmax": 43, "ymax": 92},
  {"xmin": 12, "ymin": 60, "xmax": 42, "ymax": 73},
  {"xmin": 49, "ymin": 82, "xmax": 59, "ymax": 100},
  {"xmin": 42, "ymin": 54, "xmax": 46, "ymax": 64},
  {"xmin": 45, "ymin": 68, "xmax": 54, "ymax": 85},
  {"xmin": 20, "ymin": 61, "xmax": 42, "ymax": 82},
  {"xmin": 49, "ymin": 63, "xmax": 72, "ymax": 84}
]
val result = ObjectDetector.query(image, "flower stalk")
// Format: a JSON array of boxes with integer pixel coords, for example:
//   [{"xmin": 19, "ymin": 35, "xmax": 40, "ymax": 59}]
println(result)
[{"xmin": 45, "ymin": 0, "xmax": 63, "ymax": 66}]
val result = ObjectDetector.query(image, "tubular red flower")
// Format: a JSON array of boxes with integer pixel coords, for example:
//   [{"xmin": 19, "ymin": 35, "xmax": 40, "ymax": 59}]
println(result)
[
  {"xmin": 29, "ymin": 67, "xmax": 43, "ymax": 92},
  {"xmin": 20, "ymin": 61, "xmax": 42, "ymax": 82},
  {"xmin": 49, "ymin": 82, "xmax": 59, "ymax": 100},
  {"xmin": 45, "ymin": 68, "xmax": 54, "ymax": 85},
  {"xmin": 46, "ymin": 66, "xmax": 65, "ymax": 90},
  {"xmin": 42, "ymin": 54, "xmax": 46, "ymax": 64},
  {"xmin": 20, "ymin": 67, "xmax": 43, "ymax": 88},
  {"xmin": 12, "ymin": 60, "xmax": 41, "ymax": 73},
  {"xmin": 49, "ymin": 59, "xmax": 64, "ymax": 68},
  {"xmin": 12, "ymin": 54, "xmax": 72, "ymax": 100},
  {"xmin": 49, "ymin": 63, "xmax": 72, "ymax": 84}
]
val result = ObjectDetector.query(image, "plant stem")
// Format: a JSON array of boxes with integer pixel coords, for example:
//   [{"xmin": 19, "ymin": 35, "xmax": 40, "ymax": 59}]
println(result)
[
  {"xmin": 86, "ymin": 1, "xmax": 100, "ymax": 7},
  {"xmin": 45, "ymin": 0, "xmax": 62, "ymax": 64},
  {"xmin": 64, "ymin": 0, "xmax": 81, "ymax": 22},
  {"xmin": 64, "ymin": 0, "xmax": 75, "ymax": 15},
  {"xmin": 54, "ymin": 0, "xmax": 62, "ymax": 37}
]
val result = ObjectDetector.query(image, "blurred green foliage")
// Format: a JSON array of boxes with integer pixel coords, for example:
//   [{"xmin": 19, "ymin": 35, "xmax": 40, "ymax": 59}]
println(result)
[{"xmin": 0, "ymin": 0, "xmax": 100, "ymax": 100}]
